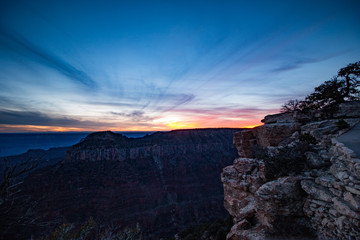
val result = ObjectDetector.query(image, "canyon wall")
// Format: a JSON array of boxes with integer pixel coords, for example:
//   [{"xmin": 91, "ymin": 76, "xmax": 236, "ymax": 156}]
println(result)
[
  {"xmin": 9, "ymin": 128, "xmax": 240, "ymax": 239},
  {"xmin": 222, "ymin": 101, "xmax": 360, "ymax": 239}
]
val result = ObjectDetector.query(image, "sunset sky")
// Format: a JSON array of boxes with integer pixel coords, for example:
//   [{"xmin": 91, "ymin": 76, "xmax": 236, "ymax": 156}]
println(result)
[{"xmin": 0, "ymin": 0, "xmax": 359, "ymax": 132}]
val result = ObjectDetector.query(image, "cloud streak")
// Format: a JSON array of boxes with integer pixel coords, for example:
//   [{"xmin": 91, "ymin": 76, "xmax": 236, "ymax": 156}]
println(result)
[
  {"xmin": 171, "ymin": 106, "xmax": 276, "ymax": 119},
  {"xmin": 270, "ymin": 51, "xmax": 352, "ymax": 73},
  {"xmin": 0, "ymin": 26, "xmax": 96, "ymax": 87},
  {"xmin": 0, "ymin": 109, "xmax": 95, "ymax": 127}
]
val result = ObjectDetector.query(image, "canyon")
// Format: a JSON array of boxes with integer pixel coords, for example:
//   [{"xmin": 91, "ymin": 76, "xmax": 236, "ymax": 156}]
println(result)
[{"xmin": 2, "ymin": 128, "xmax": 240, "ymax": 239}]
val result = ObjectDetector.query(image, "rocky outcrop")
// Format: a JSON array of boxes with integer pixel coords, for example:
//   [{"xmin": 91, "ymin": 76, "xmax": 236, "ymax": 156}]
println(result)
[
  {"xmin": 9, "ymin": 128, "xmax": 240, "ymax": 240},
  {"xmin": 234, "ymin": 119, "xmax": 300, "ymax": 158},
  {"xmin": 222, "ymin": 159, "xmax": 314, "ymax": 239},
  {"xmin": 222, "ymin": 102, "xmax": 360, "ymax": 239}
]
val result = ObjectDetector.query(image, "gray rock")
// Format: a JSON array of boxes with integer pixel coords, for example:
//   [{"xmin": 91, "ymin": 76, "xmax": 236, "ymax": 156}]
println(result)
[
  {"xmin": 301, "ymin": 180, "xmax": 334, "ymax": 202},
  {"xmin": 332, "ymin": 198, "xmax": 359, "ymax": 219},
  {"xmin": 261, "ymin": 112, "xmax": 296, "ymax": 124},
  {"xmin": 333, "ymin": 101, "xmax": 360, "ymax": 118},
  {"xmin": 222, "ymin": 101, "xmax": 360, "ymax": 240},
  {"xmin": 343, "ymin": 192, "xmax": 360, "ymax": 210},
  {"xmin": 233, "ymin": 158, "xmax": 256, "ymax": 174},
  {"xmin": 305, "ymin": 152, "xmax": 325, "ymax": 168}
]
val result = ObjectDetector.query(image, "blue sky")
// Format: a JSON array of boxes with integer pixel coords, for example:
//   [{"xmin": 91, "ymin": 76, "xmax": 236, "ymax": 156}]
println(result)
[{"xmin": 0, "ymin": 0, "xmax": 359, "ymax": 132}]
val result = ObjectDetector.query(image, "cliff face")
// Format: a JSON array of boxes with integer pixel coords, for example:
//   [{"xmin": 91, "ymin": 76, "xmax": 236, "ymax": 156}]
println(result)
[
  {"xmin": 222, "ymin": 101, "xmax": 360, "ymax": 239},
  {"xmin": 65, "ymin": 130, "xmax": 236, "ymax": 163},
  {"xmin": 13, "ymin": 128, "xmax": 239, "ymax": 239}
]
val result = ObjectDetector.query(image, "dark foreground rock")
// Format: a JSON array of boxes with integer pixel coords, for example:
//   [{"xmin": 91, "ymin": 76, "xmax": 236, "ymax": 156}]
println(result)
[{"xmin": 222, "ymin": 101, "xmax": 360, "ymax": 239}]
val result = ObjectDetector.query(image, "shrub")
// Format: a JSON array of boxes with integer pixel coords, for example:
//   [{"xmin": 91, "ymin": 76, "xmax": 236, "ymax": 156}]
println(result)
[
  {"xmin": 299, "ymin": 133, "xmax": 317, "ymax": 145},
  {"xmin": 336, "ymin": 119, "xmax": 350, "ymax": 130},
  {"xmin": 254, "ymin": 142, "xmax": 313, "ymax": 180}
]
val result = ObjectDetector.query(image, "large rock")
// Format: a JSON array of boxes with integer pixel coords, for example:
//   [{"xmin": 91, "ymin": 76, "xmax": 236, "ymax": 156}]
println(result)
[
  {"xmin": 221, "ymin": 158, "xmax": 266, "ymax": 221},
  {"xmin": 301, "ymin": 180, "xmax": 333, "ymax": 202},
  {"xmin": 254, "ymin": 123, "xmax": 300, "ymax": 147},
  {"xmin": 255, "ymin": 177, "xmax": 305, "ymax": 228}
]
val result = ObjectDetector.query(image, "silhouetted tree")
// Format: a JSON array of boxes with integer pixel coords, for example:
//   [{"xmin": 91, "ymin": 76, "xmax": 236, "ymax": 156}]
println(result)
[
  {"xmin": 281, "ymin": 99, "xmax": 301, "ymax": 113},
  {"xmin": 281, "ymin": 60, "xmax": 360, "ymax": 112},
  {"xmin": 303, "ymin": 77, "xmax": 347, "ymax": 109},
  {"xmin": 337, "ymin": 60, "xmax": 360, "ymax": 99}
]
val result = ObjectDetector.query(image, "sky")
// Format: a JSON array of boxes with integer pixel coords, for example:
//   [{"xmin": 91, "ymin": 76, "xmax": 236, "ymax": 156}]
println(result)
[{"xmin": 0, "ymin": 0, "xmax": 359, "ymax": 132}]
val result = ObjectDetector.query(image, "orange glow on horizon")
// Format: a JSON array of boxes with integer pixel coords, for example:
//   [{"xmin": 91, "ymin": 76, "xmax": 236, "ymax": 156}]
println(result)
[
  {"xmin": 0, "ymin": 120, "xmax": 263, "ymax": 133},
  {"xmin": 165, "ymin": 121, "xmax": 198, "ymax": 129},
  {"xmin": 241, "ymin": 124, "xmax": 263, "ymax": 129}
]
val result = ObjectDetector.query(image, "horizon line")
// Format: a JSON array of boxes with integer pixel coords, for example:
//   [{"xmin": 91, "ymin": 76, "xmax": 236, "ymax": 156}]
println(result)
[{"xmin": 0, "ymin": 125, "xmax": 262, "ymax": 134}]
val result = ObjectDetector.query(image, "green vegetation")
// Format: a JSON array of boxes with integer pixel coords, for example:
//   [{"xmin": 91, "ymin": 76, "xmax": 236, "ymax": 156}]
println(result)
[{"xmin": 281, "ymin": 61, "xmax": 360, "ymax": 113}]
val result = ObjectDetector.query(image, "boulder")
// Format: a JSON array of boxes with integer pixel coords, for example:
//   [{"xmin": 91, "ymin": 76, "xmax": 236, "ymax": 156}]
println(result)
[
  {"xmin": 255, "ymin": 177, "xmax": 305, "ymax": 226},
  {"xmin": 301, "ymin": 180, "xmax": 333, "ymax": 202}
]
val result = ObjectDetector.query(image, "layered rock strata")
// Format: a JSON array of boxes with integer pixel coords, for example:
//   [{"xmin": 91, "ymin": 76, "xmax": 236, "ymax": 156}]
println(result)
[
  {"xmin": 222, "ymin": 101, "xmax": 360, "ymax": 239},
  {"xmin": 10, "ymin": 128, "xmax": 240, "ymax": 239}
]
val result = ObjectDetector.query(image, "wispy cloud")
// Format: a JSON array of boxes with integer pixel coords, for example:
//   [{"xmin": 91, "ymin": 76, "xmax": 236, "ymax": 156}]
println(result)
[
  {"xmin": 153, "ymin": 93, "xmax": 196, "ymax": 113},
  {"xmin": 270, "ymin": 51, "xmax": 351, "ymax": 73},
  {"xmin": 171, "ymin": 106, "xmax": 276, "ymax": 119},
  {"xmin": 0, "ymin": 26, "xmax": 96, "ymax": 87},
  {"xmin": 109, "ymin": 110, "xmax": 154, "ymax": 122}
]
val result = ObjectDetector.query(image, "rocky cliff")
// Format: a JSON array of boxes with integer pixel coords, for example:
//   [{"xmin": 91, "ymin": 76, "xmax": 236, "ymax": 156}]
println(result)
[
  {"xmin": 222, "ymin": 101, "xmax": 360, "ymax": 239},
  {"xmin": 8, "ymin": 128, "xmax": 240, "ymax": 239}
]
